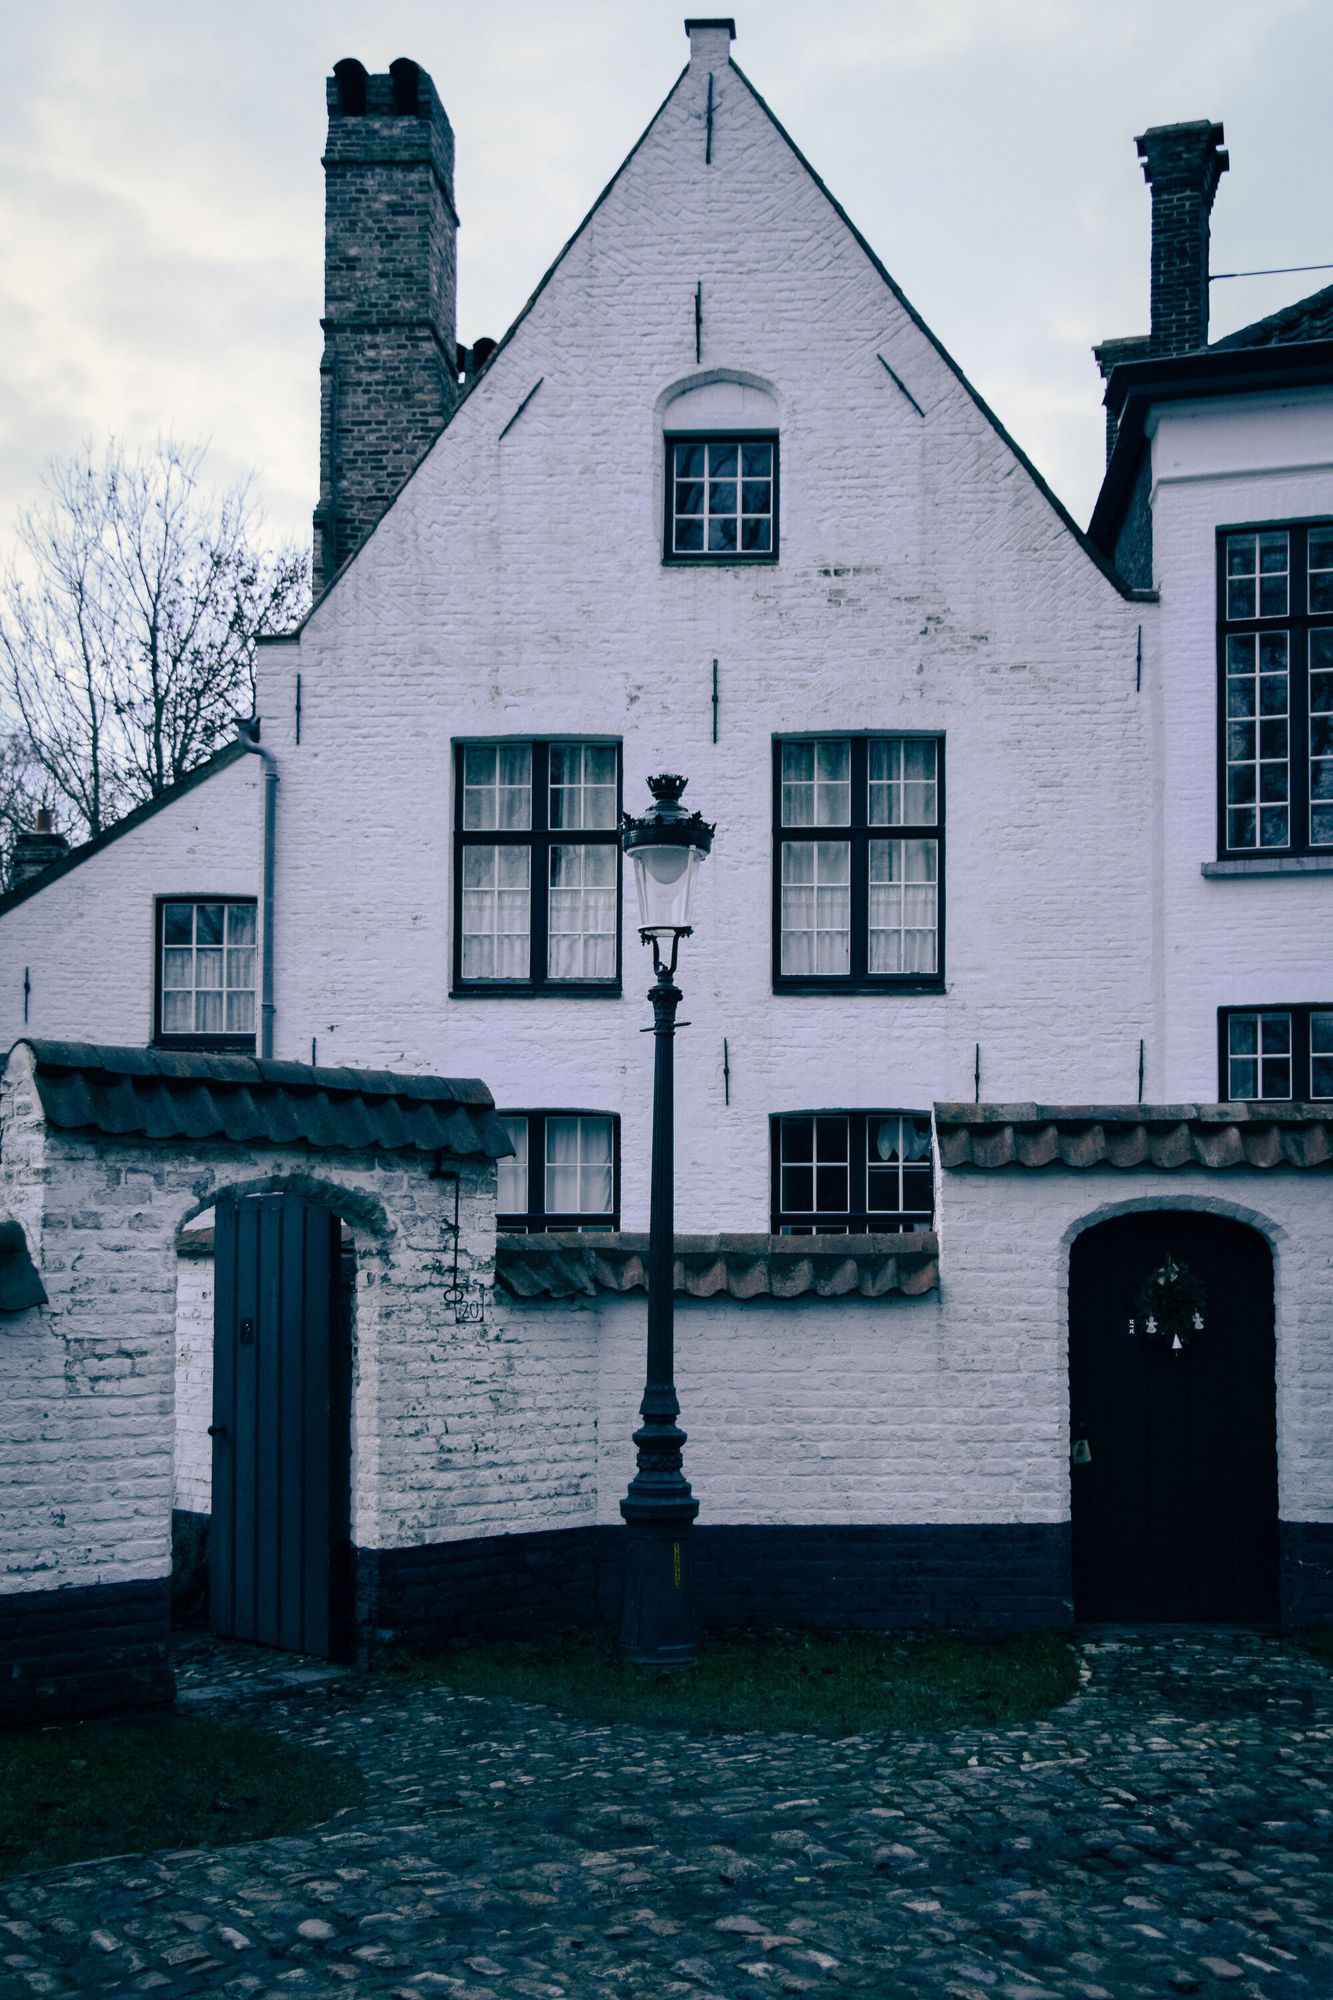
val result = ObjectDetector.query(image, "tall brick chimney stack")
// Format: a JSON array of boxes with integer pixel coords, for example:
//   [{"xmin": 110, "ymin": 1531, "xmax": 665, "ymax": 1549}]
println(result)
[
  {"xmin": 1136, "ymin": 120, "xmax": 1229, "ymax": 356},
  {"xmin": 313, "ymin": 57, "xmax": 459, "ymax": 594}
]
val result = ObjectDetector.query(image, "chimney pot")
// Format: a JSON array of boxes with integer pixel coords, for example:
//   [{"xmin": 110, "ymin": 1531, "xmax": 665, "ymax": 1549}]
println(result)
[{"xmin": 11, "ymin": 812, "xmax": 70, "ymax": 888}]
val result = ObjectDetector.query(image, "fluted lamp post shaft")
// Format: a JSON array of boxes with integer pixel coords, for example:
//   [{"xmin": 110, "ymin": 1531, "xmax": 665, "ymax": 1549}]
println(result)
[{"xmin": 618, "ymin": 773, "xmax": 714, "ymax": 1669}]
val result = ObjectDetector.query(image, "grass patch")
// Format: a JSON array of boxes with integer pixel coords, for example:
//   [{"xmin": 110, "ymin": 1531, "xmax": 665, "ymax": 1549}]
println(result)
[
  {"xmin": 383, "ymin": 1626, "xmax": 1079, "ymax": 1736},
  {"xmin": 0, "ymin": 1713, "xmax": 364, "ymax": 1881}
]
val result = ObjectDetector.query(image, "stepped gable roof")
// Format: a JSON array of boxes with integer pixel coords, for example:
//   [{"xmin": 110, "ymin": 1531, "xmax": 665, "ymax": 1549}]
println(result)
[
  {"xmin": 5, "ymin": 1040, "xmax": 511, "ymax": 1161},
  {"xmin": 1211, "ymin": 280, "xmax": 1333, "ymax": 351},
  {"xmin": 495, "ymin": 1230, "xmax": 939, "ymax": 1301},
  {"xmin": 936, "ymin": 1102, "xmax": 1333, "ymax": 1171}
]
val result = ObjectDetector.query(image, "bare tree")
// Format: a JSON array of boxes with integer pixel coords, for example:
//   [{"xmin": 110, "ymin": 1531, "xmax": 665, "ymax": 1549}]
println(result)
[
  {"xmin": 0, "ymin": 731, "xmax": 43, "ymax": 888},
  {"xmin": 0, "ymin": 439, "xmax": 309, "ymax": 848}
]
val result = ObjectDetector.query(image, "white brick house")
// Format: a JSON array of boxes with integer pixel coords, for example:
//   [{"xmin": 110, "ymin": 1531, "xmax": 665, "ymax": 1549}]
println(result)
[{"xmin": 1, "ymin": 24, "xmax": 1330, "ymax": 1662}]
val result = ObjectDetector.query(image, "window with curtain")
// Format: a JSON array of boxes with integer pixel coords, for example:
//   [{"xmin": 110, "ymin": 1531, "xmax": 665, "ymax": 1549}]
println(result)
[
  {"xmin": 495, "ymin": 1112, "xmax": 619, "ymax": 1230},
  {"xmin": 156, "ymin": 898, "xmax": 257, "ymax": 1049},
  {"xmin": 454, "ymin": 740, "xmax": 621, "ymax": 993},
  {"xmin": 1219, "ymin": 1005, "xmax": 1333, "ymax": 1101},
  {"xmin": 664, "ymin": 434, "xmax": 778, "ymax": 562},
  {"xmin": 773, "ymin": 735, "xmax": 943, "ymax": 990},
  {"xmin": 1219, "ymin": 520, "xmax": 1333, "ymax": 856},
  {"xmin": 770, "ymin": 1111, "xmax": 934, "ymax": 1233}
]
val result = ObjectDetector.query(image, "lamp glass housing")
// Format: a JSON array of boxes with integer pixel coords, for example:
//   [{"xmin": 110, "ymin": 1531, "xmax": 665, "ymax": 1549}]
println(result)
[{"xmin": 632, "ymin": 840, "xmax": 702, "ymax": 938}]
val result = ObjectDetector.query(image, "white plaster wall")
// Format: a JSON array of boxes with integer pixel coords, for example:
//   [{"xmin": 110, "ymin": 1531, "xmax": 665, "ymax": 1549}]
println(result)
[
  {"xmin": 1149, "ymin": 389, "xmax": 1333, "ymax": 1100},
  {"xmin": 0, "ymin": 754, "xmax": 261, "ymax": 1053},
  {"xmin": 248, "ymin": 40, "xmax": 1150, "ymax": 1233}
]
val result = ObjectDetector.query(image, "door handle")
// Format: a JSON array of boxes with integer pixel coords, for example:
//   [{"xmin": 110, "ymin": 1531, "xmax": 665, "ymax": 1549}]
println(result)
[{"xmin": 208, "ymin": 1424, "xmax": 229, "ymax": 1439}]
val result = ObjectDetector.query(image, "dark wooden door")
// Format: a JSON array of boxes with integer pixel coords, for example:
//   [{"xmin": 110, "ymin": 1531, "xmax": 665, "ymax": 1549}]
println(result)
[
  {"xmin": 1069, "ymin": 1211, "xmax": 1278, "ymax": 1623},
  {"xmin": 210, "ymin": 1195, "xmax": 351, "ymax": 1658}
]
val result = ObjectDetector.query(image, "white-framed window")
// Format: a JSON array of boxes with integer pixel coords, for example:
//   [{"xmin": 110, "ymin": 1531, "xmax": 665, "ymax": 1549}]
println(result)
[
  {"xmin": 454, "ymin": 741, "xmax": 621, "ymax": 993},
  {"xmin": 157, "ymin": 899, "xmax": 257, "ymax": 1046},
  {"xmin": 496, "ymin": 1112, "xmax": 619, "ymax": 1230}
]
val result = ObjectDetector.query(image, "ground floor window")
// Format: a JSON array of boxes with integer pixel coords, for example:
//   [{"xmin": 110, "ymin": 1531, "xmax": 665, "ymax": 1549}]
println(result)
[
  {"xmin": 496, "ymin": 1111, "xmax": 619, "ymax": 1230},
  {"xmin": 1220, "ymin": 1004, "xmax": 1333, "ymax": 1100},
  {"xmin": 770, "ymin": 1111, "xmax": 934, "ymax": 1233}
]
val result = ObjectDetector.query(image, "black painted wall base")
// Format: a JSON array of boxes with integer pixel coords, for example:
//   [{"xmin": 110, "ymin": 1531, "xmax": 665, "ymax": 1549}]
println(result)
[
  {"xmin": 359, "ymin": 1521, "xmax": 1075, "ymax": 1646},
  {"xmin": 0, "ymin": 1576, "xmax": 174, "ymax": 1726},
  {"xmin": 1281, "ymin": 1521, "xmax": 1333, "ymax": 1625}
]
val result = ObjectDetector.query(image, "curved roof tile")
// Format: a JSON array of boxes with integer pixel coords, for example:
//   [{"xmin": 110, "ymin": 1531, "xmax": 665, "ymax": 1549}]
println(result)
[
  {"xmin": 496, "ymin": 1231, "xmax": 940, "ymax": 1302},
  {"xmin": 935, "ymin": 1103, "xmax": 1333, "ymax": 1171}
]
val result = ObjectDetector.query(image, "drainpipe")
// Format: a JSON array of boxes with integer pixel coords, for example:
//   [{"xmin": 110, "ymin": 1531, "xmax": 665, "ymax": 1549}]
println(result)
[{"xmin": 236, "ymin": 717, "xmax": 277, "ymax": 1059}]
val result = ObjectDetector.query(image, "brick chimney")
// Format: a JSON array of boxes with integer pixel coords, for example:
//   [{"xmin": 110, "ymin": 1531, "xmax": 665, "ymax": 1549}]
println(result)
[
  {"xmin": 1135, "ymin": 120, "xmax": 1229, "ymax": 356},
  {"xmin": 11, "ymin": 808, "xmax": 70, "ymax": 888},
  {"xmin": 313, "ymin": 57, "xmax": 460, "ymax": 594}
]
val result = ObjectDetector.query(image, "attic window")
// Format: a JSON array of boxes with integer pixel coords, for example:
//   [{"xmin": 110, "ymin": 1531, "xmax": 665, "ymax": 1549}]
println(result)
[{"xmin": 665, "ymin": 434, "xmax": 778, "ymax": 563}]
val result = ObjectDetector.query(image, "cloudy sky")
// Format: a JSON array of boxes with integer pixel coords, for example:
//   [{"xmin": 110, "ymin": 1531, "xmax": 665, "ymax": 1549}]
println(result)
[{"xmin": 2, "ymin": 0, "xmax": 1331, "ymax": 551}]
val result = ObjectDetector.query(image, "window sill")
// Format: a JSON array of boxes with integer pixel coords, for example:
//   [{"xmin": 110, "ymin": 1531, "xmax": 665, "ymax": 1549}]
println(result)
[
  {"xmin": 449, "ymin": 983, "xmax": 622, "ymax": 1000},
  {"xmin": 662, "ymin": 554, "xmax": 779, "ymax": 569},
  {"xmin": 153, "ymin": 1034, "xmax": 257, "ymax": 1053},
  {"xmin": 772, "ymin": 978, "xmax": 947, "ymax": 997},
  {"xmin": 1201, "ymin": 856, "xmax": 1333, "ymax": 878}
]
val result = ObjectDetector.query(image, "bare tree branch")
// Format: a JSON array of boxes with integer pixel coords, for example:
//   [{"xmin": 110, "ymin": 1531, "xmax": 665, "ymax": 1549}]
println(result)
[{"xmin": 0, "ymin": 438, "xmax": 309, "ymax": 859}]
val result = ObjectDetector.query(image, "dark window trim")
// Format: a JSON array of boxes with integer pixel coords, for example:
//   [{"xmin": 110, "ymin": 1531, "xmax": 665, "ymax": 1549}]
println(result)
[
  {"xmin": 450, "ymin": 738, "xmax": 623, "ymax": 999},
  {"xmin": 662, "ymin": 429, "xmax": 780, "ymax": 567},
  {"xmin": 771, "ymin": 733, "xmax": 946, "ymax": 995},
  {"xmin": 496, "ymin": 1109, "xmax": 622, "ymax": 1231},
  {"xmin": 1216, "ymin": 516, "xmax": 1333, "ymax": 861},
  {"xmin": 769, "ymin": 1110, "xmax": 935, "ymax": 1234},
  {"xmin": 152, "ymin": 893, "xmax": 258, "ymax": 1053},
  {"xmin": 1217, "ymin": 1002, "xmax": 1333, "ymax": 1101}
]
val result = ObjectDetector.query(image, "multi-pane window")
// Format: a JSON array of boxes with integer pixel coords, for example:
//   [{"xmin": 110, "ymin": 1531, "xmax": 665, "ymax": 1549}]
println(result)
[
  {"xmin": 156, "ymin": 900, "xmax": 257, "ymax": 1047},
  {"xmin": 1220, "ymin": 1006, "xmax": 1333, "ymax": 1101},
  {"xmin": 454, "ymin": 741, "xmax": 621, "ymax": 993},
  {"xmin": 774, "ymin": 736, "xmax": 943, "ymax": 988},
  {"xmin": 771, "ymin": 1112, "xmax": 934, "ymax": 1234},
  {"xmin": 1220, "ymin": 521, "xmax": 1333, "ymax": 856},
  {"xmin": 666, "ymin": 435, "xmax": 777, "ymax": 560},
  {"xmin": 495, "ymin": 1112, "xmax": 619, "ymax": 1230}
]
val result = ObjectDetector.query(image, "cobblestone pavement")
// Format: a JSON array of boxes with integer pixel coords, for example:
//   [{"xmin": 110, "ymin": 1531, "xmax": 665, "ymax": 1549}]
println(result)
[{"xmin": 1, "ymin": 1629, "xmax": 1331, "ymax": 2000}]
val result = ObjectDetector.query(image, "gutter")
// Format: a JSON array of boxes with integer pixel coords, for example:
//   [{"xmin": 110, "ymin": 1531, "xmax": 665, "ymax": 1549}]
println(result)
[{"xmin": 236, "ymin": 718, "xmax": 278, "ymax": 1058}]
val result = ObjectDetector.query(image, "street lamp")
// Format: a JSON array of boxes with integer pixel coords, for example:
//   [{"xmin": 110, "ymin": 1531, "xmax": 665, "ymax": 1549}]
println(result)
[{"xmin": 618, "ymin": 772, "xmax": 715, "ymax": 1668}]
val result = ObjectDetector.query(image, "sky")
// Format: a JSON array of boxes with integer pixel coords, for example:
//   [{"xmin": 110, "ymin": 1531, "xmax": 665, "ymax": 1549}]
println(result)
[{"xmin": 1, "ymin": 0, "xmax": 1331, "ymax": 553}]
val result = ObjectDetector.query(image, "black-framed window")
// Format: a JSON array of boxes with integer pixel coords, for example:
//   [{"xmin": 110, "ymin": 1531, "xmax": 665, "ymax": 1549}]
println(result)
[
  {"xmin": 664, "ymin": 433, "xmax": 778, "ymax": 563},
  {"xmin": 1219, "ymin": 520, "xmax": 1333, "ymax": 857},
  {"xmin": 772, "ymin": 735, "xmax": 943, "ymax": 991},
  {"xmin": 452, "ymin": 740, "xmax": 621, "ymax": 995},
  {"xmin": 155, "ymin": 898, "xmax": 257, "ymax": 1050},
  {"xmin": 771, "ymin": 1111, "xmax": 934, "ymax": 1234},
  {"xmin": 1219, "ymin": 1005, "xmax": 1333, "ymax": 1101},
  {"xmin": 496, "ymin": 1112, "xmax": 620, "ymax": 1230}
]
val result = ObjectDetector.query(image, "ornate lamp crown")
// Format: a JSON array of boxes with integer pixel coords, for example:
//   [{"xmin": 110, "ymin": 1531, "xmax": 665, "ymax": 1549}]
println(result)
[{"xmin": 622, "ymin": 773, "xmax": 716, "ymax": 853}]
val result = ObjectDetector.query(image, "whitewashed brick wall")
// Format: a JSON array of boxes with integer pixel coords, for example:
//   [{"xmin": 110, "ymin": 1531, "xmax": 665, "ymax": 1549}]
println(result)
[
  {"xmin": 0, "ymin": 754, "xmax": 261, "ymax": 1053},
  {"xmin": 173, "ymin": 1234, "xmax": 214, "ymax": 1516},
  {"xmin": 1149, "ymin": 390, "xmax": 1333, "ymax": 1101}
]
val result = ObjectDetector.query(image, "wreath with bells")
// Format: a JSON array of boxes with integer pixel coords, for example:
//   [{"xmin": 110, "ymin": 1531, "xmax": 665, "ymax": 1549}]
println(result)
[{"xmin": 1129, "ymin": 1253, "xmax": 1206, "ymax": 1351}]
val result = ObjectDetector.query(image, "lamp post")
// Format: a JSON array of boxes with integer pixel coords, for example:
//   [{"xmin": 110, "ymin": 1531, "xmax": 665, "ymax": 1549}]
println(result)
[{"xmin": 618, "ymin": 772, "xmax": 715, "ymax": 1669}]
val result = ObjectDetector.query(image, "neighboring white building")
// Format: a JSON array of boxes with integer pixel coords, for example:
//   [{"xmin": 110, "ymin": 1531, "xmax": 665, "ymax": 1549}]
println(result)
[{"xmin": 1, "ymin": 26, "xmax": 1329, "ymax": 1649}]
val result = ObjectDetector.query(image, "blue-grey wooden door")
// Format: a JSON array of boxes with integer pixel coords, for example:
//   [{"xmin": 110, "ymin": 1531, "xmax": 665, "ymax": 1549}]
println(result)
[{"xmin": 210, "ymin": 1195, "xmax": 350, "ymax": 1657}]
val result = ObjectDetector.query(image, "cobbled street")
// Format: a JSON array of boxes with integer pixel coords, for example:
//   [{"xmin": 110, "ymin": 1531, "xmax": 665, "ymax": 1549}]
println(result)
[{"xmin": 1, "ymin": 1631, "xmax": 1330, "ymax": 2000}]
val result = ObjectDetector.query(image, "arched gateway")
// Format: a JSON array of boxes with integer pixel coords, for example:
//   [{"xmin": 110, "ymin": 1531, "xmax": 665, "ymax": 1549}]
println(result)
[{"xmin": 1069, "ymin": 1211, "xmax": 1278, "ymax": 1623}]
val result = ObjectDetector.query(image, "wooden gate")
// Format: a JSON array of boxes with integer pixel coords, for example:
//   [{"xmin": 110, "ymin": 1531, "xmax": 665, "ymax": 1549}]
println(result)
[
  {"xmin": 210, "ymin": 1194, "xmax": 351, "ymax": 1658},
  {"xmin": 1068, "ymin": 1210, "xmax": 1278, "ymax": 1623}
]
